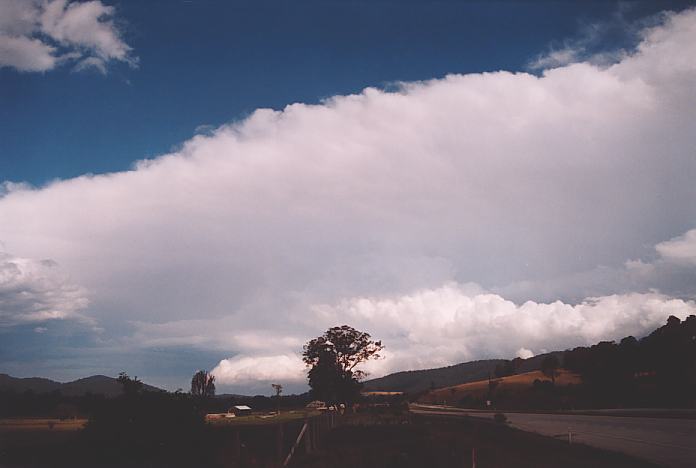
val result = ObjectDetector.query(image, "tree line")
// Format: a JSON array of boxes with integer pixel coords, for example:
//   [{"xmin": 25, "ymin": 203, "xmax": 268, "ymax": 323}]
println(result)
[{"xmin": 562, "ymin": 315, "xmax": 695, "ymax": 408}]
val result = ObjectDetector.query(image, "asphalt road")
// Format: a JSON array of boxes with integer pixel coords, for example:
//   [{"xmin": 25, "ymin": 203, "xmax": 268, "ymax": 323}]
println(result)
[{"xmin": 410, "ymin": 405, "xmax": 696, "ymax": 468}]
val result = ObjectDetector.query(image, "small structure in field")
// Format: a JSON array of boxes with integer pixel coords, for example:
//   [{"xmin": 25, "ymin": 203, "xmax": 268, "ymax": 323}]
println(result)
[
  {"xmin": 361, "ymin": 391, "xmax": 404, "ymax": 397},
  {"xmin": 305, "ymin": 400, "xmax": 328, "ymax": 411},
  {"xmin": 230, "ymin": 405, "xmax": 252, "ymax": 416}
]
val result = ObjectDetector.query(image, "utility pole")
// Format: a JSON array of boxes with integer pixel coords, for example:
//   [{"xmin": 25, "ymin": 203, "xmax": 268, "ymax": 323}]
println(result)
[{"xmin": 272, "ymin": 383, "xmax": 283, "ymax": 415}]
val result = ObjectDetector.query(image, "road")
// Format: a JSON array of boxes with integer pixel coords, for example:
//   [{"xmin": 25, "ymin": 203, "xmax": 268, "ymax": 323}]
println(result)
[{"xmin": 410, "ymin": 405, "xmax": 696, "ymax": 468}]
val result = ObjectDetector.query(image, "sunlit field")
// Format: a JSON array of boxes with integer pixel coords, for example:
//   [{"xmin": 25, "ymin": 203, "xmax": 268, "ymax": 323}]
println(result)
[{"xmin": 422, "ymin": 370, "xmax": 582, "ymax": 403}]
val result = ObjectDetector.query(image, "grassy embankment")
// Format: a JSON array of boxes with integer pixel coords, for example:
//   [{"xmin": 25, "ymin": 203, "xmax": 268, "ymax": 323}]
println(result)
[{"xmin": 419, "ymin": 369, "xmax": 581, "ymax": 404}]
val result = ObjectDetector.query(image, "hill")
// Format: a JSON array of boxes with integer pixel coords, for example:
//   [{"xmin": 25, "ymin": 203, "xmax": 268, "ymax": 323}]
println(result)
[
  {"xmin": 419, "ymin": 369, "xmax": 581, "ymax": 404},
  {"xmin": 363, "ymin": 352, "xmax": 565, "ymax": 395},
  {"xmin": 363, "ymin": 359, "xmax": 504, "ymax": 394},
  {"xmin": 0, "ymin": 373, "xmax": 163, "ymax": 397}
]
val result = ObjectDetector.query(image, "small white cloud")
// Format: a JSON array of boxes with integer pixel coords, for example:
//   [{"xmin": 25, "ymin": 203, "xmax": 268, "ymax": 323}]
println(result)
[
  {"xmin": 211, "ymin": 354, "xmax": 305, "ymax": 387},
  {"xmin": 34, "ymin": 326, "xmax": 48, "ymax": 333},
  {"xmin": 0, "ymin": 0, "xmax": 135, "ymax": 73},
  {"xmin": 516, "ymin": 348, "xmax": 534, "ymax": 359},
  {"xmin": 529, "ymin": 47, "xmax": 583, "ymax": 70},
  {"xmin": 0, "ymin": 34, "xmax": 56, "ymax": 71},
  {"xmin": 73, "ymin": 55, "xmax": 106, "ymax": 74},
  {"xmin": 655, "ymin": 229, "xmax": 696, "ymax": 265}
]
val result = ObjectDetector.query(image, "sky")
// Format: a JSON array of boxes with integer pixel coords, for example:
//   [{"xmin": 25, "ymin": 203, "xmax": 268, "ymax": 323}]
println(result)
[{"xmin": 1, "ymin": 0, "xmax": 696, "ymax": 395}]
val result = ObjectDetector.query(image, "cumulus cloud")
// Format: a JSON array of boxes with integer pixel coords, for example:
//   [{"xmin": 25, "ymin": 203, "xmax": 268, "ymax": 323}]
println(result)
[
  {"xmin": 211, "ymin": 354, "xmax": 305, "ymax": 392},
  {"xmin": 0, "ymin": 0, "xmax": 135, "ymax": 73},
  {"xmin": 208, "ymin": 286, "xmax": 696, "ymax": 391},
  {"xmin": 313, "ymin": 286, "xmax": 696, "ymax": 377},
  {"xmin": 655, "ymin": 229, "xmax": 696, "ymax": 265},
  {"xmin": 0, "ymin": 252, "xmax": 90, "ymax": 326},
  {"xmin": 1, "ymin": 8, "xmax": 695, "ymax": 389},
  {"xmin": 0, "ymin": 34, "xmax": 56, "ymax": 72}
]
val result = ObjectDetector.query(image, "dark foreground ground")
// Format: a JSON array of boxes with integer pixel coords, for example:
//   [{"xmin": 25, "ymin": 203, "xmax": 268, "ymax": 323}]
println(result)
[
  {"xmin": 289, "ymin": 413, "xmax": 657, "ymax": 468},
  {"xmin": 411, "ymin": 404, "xmax": 696, "ymax": 467},
  {"xmin": 0, "ymin": 412, "xmax": 659, "ymax": 468}
]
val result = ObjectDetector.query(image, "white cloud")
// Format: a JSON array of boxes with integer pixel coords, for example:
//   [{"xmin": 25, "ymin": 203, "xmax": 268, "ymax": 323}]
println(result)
[
  {"xmin": 528, "ymin": 47, "xmax": 583, "ymax": 70},
  {"xmin": 0, "ymin": 34, "xmax": 56, "ymax": 71},
  {"xmin": 206, "ymin": 286, "xmax": 696, "ymax": 389},
  {"xmin": 211, "ymin": 354, "xmax": 305, "ymax": 392},
  {"xmin": 0, "ymin": 0, "xmax": 135, "ymax": 73},
  {"xmin": 310, "ymin": 286, "xmax": 696, "ymax": 379},
  {"xmin": 1, "ymin": 8, "xmax": 695, "ymax": 388},
  {"xmin": 655, "ymin": 229, "xmax": 696, "ymax": 265},
  {"xmin": 0, "ymin": 252, "xmax": 90, "ymax": 326}
]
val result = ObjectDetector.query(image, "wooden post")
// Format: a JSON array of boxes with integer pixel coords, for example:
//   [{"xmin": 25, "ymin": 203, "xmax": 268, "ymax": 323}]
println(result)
[
  {"xmin": 233, "ymin": 429, "xmax": 240, "ymax": 460},
  {"xmin": 472, "ymin": 447, "xmax": 476, "ymax": 468},
  {"xmin": 283, "ymin": 421, "xmax": 309, "ymax": 467},
  {"xmin": 312, "ymin": 418, "xmax": 317, "ymax": 450},
  {"xmin": 276, "ymin": 424, "xmax": 284, "ymax": 467},
  {"xmin": 304, "ymin": 420, "xmax": 313, "ymax": 454},
  {"xmin": 568, "ymin": 428, "xmax": 572, "ymax": 444}
]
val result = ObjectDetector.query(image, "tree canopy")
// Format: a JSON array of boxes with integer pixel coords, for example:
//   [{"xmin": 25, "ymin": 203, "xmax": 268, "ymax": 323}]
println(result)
[
  {"xmin": 303, "ymin": 325, "xmax": 383, "ymax": 406},
  {"xmin": 190, "ymin": 370, "xmax": 215, "ymax": 398},
  {"xmin": 117, "ymin": 372, "xmax": 143, "ymax": 396}
]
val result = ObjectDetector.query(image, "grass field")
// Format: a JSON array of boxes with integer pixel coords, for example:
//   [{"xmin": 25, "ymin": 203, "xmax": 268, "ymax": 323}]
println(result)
[
  {"xmin": 420, "ymin": 369, "xmax": 581, "ymax": 404},
  {"xmin": 0, "ymin": 418, "xmax": 87, "ymax": 432}
]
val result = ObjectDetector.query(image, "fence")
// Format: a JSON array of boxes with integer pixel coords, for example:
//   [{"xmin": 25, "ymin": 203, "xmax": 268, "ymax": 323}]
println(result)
[{"xmin": 219, "ymin": 411, "xmax": 337, "ymax": 468}]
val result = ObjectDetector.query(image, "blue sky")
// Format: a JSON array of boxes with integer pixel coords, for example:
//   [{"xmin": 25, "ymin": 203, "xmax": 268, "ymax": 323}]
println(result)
[{"xmin": 1, "ymin": 1, "xmax": 696, "ymax": 394}]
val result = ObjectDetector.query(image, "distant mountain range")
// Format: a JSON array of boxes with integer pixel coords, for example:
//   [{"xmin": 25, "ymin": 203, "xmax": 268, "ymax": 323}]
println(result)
[
  {"xmin": 1, "ymin": 351, "xmax": 564, "ymax": 397},
  {"xmin": 0, "ymin": 373, "xmax": 162, "ymax": 397},
  {"xmin": 363, "ymin": 352, "xmax": 564, "ymax": 394}
]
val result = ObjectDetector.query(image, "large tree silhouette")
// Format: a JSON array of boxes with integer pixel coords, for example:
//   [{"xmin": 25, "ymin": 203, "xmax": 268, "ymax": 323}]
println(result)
[{"xmin": 303, "ymin": 325, "xmax": 383, "ymax": 406}]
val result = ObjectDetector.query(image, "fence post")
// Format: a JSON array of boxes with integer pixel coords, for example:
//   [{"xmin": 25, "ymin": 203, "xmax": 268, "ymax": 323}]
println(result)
[
  {"xmin": 304, "ymin": 419, "xmax": 313, "ymax": 454},
  {"xmin": 472, "ymin": 447, "xmax": 476, "ymax": 468},
  {"xmin": 283, "ymin": 420, "xmax": 309, "ymax": 467},
  {"xmin": 233, "ymin": 429, "xmax": 240, "ymax": 460},
  {"xmin": 276, "ymin": 423, "xmax": 284, "ymax": 467},
  {"xmin": 312, "ymin": 417, "xmax": 318, "ymax": 449},
  {"xmin": 568, "ymin": 427, "xmax": 572, "ymax": 444}
]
